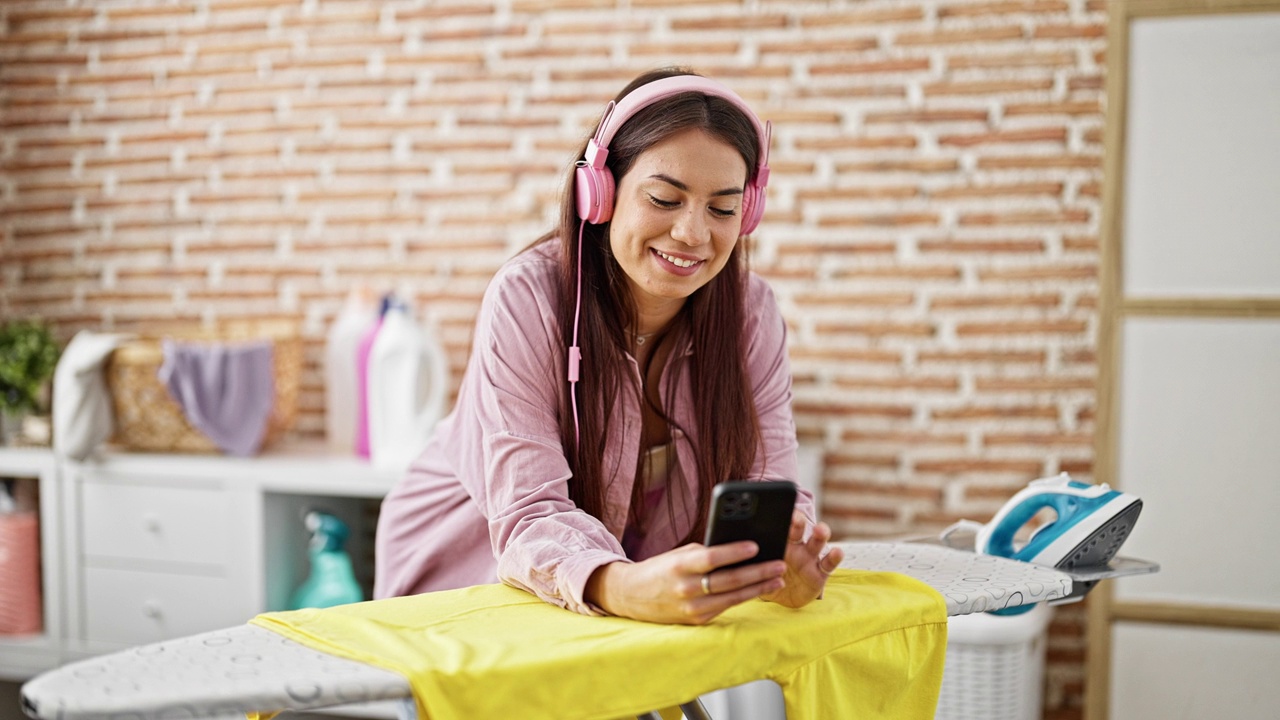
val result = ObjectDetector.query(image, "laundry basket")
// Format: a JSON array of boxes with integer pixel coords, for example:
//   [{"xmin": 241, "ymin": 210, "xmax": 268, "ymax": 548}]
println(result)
[
  {"xmin": 937, "ymin": 602, "xmax": 1053, "ymax": 720},
  {"xmin": 105, "ymin": 319, "xmax": 301, "ymax": 454}
]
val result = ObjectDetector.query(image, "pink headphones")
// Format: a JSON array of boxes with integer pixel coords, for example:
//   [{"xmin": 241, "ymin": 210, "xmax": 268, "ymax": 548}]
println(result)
[
  {"xmin": 574, "ymin": 75, "xmax": 773, "ymax": 234},
  {"xmin": 568, "ymin": 75, "xmax": 772, "ymax": 444}
]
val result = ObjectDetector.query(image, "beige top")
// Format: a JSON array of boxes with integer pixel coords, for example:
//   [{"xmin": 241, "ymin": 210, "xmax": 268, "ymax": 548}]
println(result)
[{"xmin": 622, "ymin": 442, "xmax": 676, "ymax": 557}]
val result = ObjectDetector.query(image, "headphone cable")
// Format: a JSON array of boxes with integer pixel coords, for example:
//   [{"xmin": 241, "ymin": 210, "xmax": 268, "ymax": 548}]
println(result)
[{"xmin": 568, "ymin": 217, "xmax": 586, "ymax": 447}]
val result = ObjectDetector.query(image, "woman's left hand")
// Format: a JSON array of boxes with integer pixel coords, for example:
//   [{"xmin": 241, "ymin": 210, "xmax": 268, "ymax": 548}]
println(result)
[{"xmin": 759, "ymin": 510, "xmax": 844, "ymax": 608}]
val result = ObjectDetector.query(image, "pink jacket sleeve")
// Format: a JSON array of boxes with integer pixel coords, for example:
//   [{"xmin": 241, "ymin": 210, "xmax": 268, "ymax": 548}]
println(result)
[
  {"xmin": 460, "ymin": 259, "xmax": 627, "ymax": 615},
  {"xmin": 743, "ymin": 276, "xmax": 817, "ymax": 526}
]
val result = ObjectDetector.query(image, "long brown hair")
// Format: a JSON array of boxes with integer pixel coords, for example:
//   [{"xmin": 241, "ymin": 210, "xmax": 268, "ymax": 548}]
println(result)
[{"xmin": 536, "ymin": 67, "xmax": 764, "ymax": 544}]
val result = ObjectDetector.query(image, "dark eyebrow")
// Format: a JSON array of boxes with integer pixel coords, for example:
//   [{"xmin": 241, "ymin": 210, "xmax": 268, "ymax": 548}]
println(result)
[{"xmin": 648, "ymin": 173, "xmax": 743, "ymax": 197}]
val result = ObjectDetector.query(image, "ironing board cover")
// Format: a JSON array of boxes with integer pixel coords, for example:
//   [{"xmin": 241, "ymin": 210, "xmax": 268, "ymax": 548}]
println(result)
[
  {"xmin": 834, "ymin": 541, "xmax": 1072, "ymax": 613},
  {"xmin": 20, "ymin": 543, "xmax": 1073, "ymax": 720},
  {"xmin": 18, "ymin": 623, "xmax": 408, "ymax": 720},
  {"xmin": 249, "ymin": 569, "xmax": 947, "ymax": 720}
]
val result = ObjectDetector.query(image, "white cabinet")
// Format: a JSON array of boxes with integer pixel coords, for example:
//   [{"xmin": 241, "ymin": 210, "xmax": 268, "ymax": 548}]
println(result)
[
  {"xmin": 81, "ymin": 566, "xmax": 248, "ymax": 646},
  {"xmin": 80, "ymin": 481, "xmax": 234, "ymax": 567},
  {"xmin": 66, "ymin": 466, "xmax": 262, "ymax": 654},
  {"xmin": 0, "ymin": 444, "xmax": 398, "ymax": 675}
]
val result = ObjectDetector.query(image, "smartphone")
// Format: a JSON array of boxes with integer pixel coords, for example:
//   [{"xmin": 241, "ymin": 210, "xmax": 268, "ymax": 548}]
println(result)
[{"xmin": 703, "ymin": 480, "xmax": 797, "ymax": 570}]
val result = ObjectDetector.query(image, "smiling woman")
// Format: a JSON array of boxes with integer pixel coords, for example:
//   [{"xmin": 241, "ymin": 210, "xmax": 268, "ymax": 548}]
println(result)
[
  {"xmin": 373, "ymin": 68, "xmax": 842, "ymax": 627},
  {"xmin": 608, "ymin": 128, "xmax": 746, "ymax": 332}
]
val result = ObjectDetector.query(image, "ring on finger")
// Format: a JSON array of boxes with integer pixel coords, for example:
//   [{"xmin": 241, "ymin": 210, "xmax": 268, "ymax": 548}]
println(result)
[{"xmin": 701, "ymin": 574, "xmax": 712, "ymax": 595}]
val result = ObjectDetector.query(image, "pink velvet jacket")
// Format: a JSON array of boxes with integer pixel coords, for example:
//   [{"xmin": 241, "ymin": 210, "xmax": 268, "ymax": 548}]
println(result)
[{"xmin": 374, "ymin": 241, "xmax": 813, "ymax": 615}]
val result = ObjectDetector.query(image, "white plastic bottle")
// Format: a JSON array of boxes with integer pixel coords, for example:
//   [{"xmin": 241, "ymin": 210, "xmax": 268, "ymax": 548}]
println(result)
[
  {"xmin": 367, "ymin": 297, "xmax": 450, "ymax": 472},
  {"xmin": 324, "ymin": 287, "xmax": 378, "ymax": 454}
]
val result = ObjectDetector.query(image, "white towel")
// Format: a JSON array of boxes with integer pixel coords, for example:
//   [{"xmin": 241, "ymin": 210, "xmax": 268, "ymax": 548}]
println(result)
[{"xmin": 52, "ymin": 331, "xmax": 132, "ymax": 461}]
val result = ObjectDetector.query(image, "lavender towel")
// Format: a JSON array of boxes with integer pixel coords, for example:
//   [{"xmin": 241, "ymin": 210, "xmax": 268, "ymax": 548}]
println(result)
[{"xmin": 158, "ymin": 339, "xmax": 276, "ymax": 456}]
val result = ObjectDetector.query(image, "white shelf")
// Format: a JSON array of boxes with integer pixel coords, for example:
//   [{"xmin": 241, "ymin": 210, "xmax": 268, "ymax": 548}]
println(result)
[
  {"xmin": 0, "ymin": 447, "xmax": 56, "ymax": 476},
  {"xmin": 0, "ymin": 441, "xmax": 404, "ymax": 682},
  {"xmin": 0, "ymin": 447, "xmax": 61, "ymax": 681},
  {"xmin": 0, "ymin": 634, "xmax": 60, "ymax": 682},
  {"xmin": 79, "ymin": 441, "xmax": 401, "ymax": 498}
]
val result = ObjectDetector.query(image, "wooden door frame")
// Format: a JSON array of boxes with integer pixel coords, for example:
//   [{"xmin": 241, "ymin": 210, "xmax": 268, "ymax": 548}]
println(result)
[{"xmin": 1089, "ymin": 1, "xmax": 1280, "ymax": 717}]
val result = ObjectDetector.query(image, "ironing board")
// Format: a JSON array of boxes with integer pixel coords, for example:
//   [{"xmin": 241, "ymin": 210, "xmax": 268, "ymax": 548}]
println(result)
[{"xmin": 19, "ymin": 541, "xmax": 1151, "ymax": 720}]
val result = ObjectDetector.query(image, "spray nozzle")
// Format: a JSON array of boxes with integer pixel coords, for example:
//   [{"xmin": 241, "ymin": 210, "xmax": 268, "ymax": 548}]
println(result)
[{"xmin": 304, "ymin": 510, "xmax": 350, "ymax": 553}]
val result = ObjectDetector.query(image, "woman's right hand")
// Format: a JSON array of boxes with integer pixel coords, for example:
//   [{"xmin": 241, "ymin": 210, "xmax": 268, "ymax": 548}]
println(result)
[{"xmin": 584, "ymin": 542, "xmax": 787, "ymax": 625}]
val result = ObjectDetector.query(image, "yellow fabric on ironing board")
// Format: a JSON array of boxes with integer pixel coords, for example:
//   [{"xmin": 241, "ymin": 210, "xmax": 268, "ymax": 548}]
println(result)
[{"xmin": 250, "ymin": 569, "xmax": 947, "ymax": 720}]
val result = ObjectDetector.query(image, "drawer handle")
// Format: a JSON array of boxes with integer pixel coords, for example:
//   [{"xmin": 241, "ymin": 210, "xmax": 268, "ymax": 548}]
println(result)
[
  {"xmin": 142, "ymin": 601, "xmax": 163, "ymax": 620},
  {"xmin": 143, "ymin": 514, "xmax": 162, "ymax": 534}
]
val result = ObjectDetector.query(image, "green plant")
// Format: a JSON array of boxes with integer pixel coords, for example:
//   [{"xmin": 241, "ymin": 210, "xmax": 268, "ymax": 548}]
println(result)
[{"xmin": 0, "ymin": 319, "xmax": 61, "ymax": 415}]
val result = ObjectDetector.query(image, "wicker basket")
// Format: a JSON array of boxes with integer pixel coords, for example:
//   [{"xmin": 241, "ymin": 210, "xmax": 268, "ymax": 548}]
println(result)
[{"xmin": 105, "ymin": 320, "xmax": 302, "ymax": 454}]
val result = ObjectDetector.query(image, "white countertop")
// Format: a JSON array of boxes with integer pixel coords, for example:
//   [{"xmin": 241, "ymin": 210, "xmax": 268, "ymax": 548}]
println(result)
[{"xmin": 0, "ymin": 441, "xmax": 401, "ymax": 498}]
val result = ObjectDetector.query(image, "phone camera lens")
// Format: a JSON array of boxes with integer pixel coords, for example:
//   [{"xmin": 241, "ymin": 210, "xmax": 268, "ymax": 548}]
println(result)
[{"xmin": 719, "ymin": 492, "xmax": 756, "ymax": 520}]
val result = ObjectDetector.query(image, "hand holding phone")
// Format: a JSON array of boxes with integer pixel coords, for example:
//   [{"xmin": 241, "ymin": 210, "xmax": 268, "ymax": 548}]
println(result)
[{"xmin": 703, "ymin": 480, "xmax": 797, "ymax": 570}]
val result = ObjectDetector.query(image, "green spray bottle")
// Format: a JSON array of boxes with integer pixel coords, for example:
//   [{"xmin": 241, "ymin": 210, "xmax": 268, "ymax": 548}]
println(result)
[{"xmin": 288, "ymin": 510, "xmax": 365, "ymax": 610}]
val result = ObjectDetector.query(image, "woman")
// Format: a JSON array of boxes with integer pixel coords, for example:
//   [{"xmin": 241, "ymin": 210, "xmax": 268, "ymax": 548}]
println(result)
[{"xmin": 375, "ymin": 67, "xmax": 843, "ymax": 625}]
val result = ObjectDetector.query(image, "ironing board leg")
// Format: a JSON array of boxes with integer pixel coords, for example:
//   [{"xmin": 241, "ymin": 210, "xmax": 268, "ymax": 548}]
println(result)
[
  {"xmin": 679, "ymin": 699, "xmax": 714, "ymax": 720},
  {"xmin": 635, "ymin": 699, "xmax": 715, "ymax": 720}
]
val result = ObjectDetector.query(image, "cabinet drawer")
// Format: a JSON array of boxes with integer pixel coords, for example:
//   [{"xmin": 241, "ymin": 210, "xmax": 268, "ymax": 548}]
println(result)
[
  {"xmin": 81, "ymin": 481, "xmax": 231, "ymax": 566},
  {"xmin": 82, "ymin": 566, "xmax": 252, "ymax": 646}
]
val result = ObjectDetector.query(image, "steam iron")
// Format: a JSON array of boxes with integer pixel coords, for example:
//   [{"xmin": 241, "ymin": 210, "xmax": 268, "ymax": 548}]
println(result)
[{"xmin": 975, "ymin": 472, "xmax": 1143, "ymax": 613}]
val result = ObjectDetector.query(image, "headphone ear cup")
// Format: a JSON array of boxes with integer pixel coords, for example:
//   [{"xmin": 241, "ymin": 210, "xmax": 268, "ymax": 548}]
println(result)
[
  {"xmin": 740, "ymin": 181, "xmax": 765, "ymax": 236},
  {"xmin": 575, "ymin": 164, "xmax": 615, "ymax": 224}
]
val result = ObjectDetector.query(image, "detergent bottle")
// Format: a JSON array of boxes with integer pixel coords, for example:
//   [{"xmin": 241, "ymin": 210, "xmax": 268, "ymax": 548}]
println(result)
[
  {"xmin": 353, "ymin": 294, "xmax": 392, "ymax": 459},
  {"xmin": 324, "ymin": 287, "xmax": 378, "ymax": 454},
  {"xmin": 288, "ymin": 510, "xmax": 364, "ymax": 610},
  {"xmin": 367, "ymin": 297, "xmax": 450, "ymax": 472}
]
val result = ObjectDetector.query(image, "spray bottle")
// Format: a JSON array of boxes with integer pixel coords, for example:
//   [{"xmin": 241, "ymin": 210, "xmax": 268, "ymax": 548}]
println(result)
[{"xmin": 288, "ymin": 510, "xmax": 364, "ymax": 610}]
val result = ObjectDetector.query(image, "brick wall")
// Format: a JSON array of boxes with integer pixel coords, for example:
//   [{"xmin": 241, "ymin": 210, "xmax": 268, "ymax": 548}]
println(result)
[{"xmin": 0, "ymin": 1, "xmax": 1107, "ymax": 716}]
